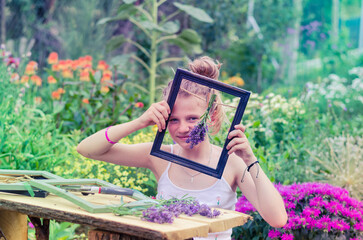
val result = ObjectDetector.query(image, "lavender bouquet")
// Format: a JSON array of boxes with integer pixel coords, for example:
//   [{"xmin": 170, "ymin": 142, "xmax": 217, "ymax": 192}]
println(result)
[
  {"xmin": 186, "ymin": 94, "xmax": 216, "ymax": 149},
  {"xmin": 113, "ymin": 197, "xmax": 221, "ymax": 224}
]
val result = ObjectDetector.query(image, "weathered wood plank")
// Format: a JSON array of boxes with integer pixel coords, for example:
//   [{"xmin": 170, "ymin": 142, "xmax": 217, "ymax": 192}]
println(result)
[
  {"xmin": 0, "ymin": 192, "xmax": 249, "ymax": 240},
  {"xmin": 0, "ymin": 210, "xmax": 27, "ymax": 240}
]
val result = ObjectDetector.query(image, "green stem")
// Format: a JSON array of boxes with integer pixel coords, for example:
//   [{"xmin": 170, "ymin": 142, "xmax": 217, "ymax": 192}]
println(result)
[
  {"xmin": 156, "ymin": 57, "xmax": 184, "ymax": 67},
  {"xmin": 126, "ymin": 39, "xmax": 150, "ymax": 58},
  {"xmin": 148, "ymin": 0, "xmax": 158, "ymax": 106}
]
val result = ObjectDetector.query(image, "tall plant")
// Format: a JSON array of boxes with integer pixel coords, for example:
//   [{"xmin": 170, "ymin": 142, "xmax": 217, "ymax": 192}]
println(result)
[{"xmin": 98, "ymin": 0, "xmax": 213, "ymax": 106}]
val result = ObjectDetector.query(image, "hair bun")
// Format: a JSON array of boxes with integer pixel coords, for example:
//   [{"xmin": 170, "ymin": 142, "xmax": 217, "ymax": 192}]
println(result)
[{"xmin": 188, "ymin": 56, "xmax": 222, "ymax": 80}]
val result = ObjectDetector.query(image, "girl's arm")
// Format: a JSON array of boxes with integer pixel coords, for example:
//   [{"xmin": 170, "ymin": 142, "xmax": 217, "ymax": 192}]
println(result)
[
  {"xmin": 227, "ymin": 124, "xmax": 288, "ymax": 228},
  {"xmin": 76, "ymin": 101, "xmax": 170, "ymax": 169}
]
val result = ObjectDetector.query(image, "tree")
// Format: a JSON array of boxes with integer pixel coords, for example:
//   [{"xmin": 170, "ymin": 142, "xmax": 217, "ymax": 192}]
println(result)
[{"xmin": 99, "ymin": 0, "xmax": 213, "ymax": 106}]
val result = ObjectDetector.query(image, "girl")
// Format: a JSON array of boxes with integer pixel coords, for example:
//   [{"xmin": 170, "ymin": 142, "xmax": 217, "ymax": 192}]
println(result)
[{"xmin": 77, "ymin": 56, "xmax": 287, "ymax": 239}]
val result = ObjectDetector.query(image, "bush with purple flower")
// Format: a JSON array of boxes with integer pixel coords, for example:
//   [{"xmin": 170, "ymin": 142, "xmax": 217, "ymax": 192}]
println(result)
[{"xmin": 233, "ymin": 182, "xmax": 363, "ymax": 240}]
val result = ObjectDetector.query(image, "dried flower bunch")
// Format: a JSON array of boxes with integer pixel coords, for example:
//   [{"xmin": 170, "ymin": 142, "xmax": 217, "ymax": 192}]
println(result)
[
  {"xmin": 186, "ymin": 93, "xmax": 216, "ymax": 149},
  {"xmin": 113, "ymin": 197, "xmax": 220, "ymax": 224},
  {"xmin": 235, "ymin": 182, "xmax": 363, "ymax": 240}
]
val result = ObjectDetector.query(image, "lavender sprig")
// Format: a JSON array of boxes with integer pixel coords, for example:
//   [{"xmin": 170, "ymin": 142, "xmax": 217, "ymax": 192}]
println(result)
[
  {"xmin": 186, "ymin": 94, "xmax": 216, "ymax": 149},
  {"xmin": 142, "ymin": 198, "xmax": 221, "ymax": 224},
  {"xmin": 113, "ymin": 197, "xmax": 221, "ymax": 224}
]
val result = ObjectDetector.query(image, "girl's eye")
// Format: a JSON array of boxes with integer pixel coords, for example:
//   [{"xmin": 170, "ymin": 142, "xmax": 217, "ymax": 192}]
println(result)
[
  {"xmin": 189, "ymin": 117, "xmax": 199, "ymax": 122},
  {"xmin": 169, "ymin": 118, "xmax": 178, "ymax": 123}
]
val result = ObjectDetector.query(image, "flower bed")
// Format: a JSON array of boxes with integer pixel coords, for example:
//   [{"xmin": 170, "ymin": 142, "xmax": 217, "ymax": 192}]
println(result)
[{"xmin": 234, "ymin": 182, "xmax": 363, "ymax": 240}]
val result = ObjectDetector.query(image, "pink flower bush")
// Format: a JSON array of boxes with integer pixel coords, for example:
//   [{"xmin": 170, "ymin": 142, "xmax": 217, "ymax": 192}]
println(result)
[{"xmin": 235, "ymin": 182, "xmax": 363, "ymax": 239}]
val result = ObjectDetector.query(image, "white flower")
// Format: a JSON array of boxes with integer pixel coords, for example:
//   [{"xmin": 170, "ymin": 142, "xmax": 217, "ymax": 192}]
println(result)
[{"xmin": 352, "ymin": 78, "xmax": 363, "ymax": 90}]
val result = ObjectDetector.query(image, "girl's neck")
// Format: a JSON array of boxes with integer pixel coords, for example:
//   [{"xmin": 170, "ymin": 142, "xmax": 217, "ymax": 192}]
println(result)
[{"xmin": 178, "ymin": 141, "xmax": 211, "ymax": 163}]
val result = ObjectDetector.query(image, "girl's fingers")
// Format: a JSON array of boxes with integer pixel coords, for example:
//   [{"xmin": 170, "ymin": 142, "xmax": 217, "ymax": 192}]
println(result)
[
  {"xmin": 227, "ymin": 141, "xmax": 248, "ymax": 155},
  {"xmin": 151, "ymin": 109, "xmax": 167, "ymax": 131},
  {"xmin": 234, "ymin": 124, "xmax": 246, "ymax": 132},
  {"xmin": 226, "ymin": 137, "xmax": 246, "ymax": 150},
  {"xmin": 153, "ymin": 101, "xmax": 170, "ymax": 120},
  {"xmin": 228, "ymin": 128, "xmax": 245, "ymax": 140}
]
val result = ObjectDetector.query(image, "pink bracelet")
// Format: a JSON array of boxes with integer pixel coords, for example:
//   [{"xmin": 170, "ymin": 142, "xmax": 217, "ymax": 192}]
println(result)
[{"xmin": 105, "ymin": 126, "xmax": 117, "ymax": 144}]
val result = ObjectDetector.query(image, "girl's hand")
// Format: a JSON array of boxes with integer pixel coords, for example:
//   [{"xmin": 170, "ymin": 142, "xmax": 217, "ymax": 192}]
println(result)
[
  {"xmin": 138, "ymin": 100, "xmax": 170, "ymax": 132},
  {"xmin": 226, "ymin": 124, "xmax": 256, "ymax": 165}
]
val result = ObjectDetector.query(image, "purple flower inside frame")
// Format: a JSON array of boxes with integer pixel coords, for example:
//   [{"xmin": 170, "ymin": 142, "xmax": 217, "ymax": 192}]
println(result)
[{"xmin": 150, "ymin": 68, "xmax": 251, "ymax": 179}]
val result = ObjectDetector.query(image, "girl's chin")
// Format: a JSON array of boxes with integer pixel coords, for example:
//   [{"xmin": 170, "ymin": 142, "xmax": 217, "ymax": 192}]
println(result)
[{"xmin": 174, "ymin": 140, "xmax": 191, "ymax": 147}]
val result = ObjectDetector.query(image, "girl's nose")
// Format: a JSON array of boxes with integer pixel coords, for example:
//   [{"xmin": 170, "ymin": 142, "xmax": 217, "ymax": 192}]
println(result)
[{"xmin": 179, "ymin": 121, "xmax": 191, "ymax": 133}]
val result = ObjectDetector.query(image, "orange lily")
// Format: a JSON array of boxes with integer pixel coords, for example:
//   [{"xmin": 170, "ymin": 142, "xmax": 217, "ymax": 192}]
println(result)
[
  {"xmin": 31, "ymin": 75, "xmax": 42, "ymax": 86},
  {"xmin": 47, "ymin": 76, "xmax": 57, "ymax": 84},
  {"xmin": 25, "ymin": 61, "xmax": 38, "ymax": 75},
  {"xmin": 47, "ymin": 52, "xmax": 58, "ymax": 65}
]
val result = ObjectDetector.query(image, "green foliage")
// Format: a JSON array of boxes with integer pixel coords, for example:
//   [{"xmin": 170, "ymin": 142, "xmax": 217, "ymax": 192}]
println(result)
[
  {"xmin": 216, "ymin": 0, "xmax": 295, "ymax": 92},
  {"xmin": 0, "ymin": 64, "xmax": 76, "ymax": 171},
  {"xmin": 99, "ymin": 0, "xmax": 213, "ymax": 105},
  {"xmin": 232, "ymin": 212, "xmax": 269, "ymax": 240},
  {"xmin": 223, "ymin": 92, "xmax": 309, "ymax": 184},
  {"xmin": 53, "ymin": 0, "xmax": 119, "ymax": 60},
  {"xmin": 53, "ymin": 129, "xmax": 158, "ymax": 196},
  {"xmin": 28, "ymin": 220, "xmax": 84, "ymax": 240},
  {"xmin": 13, "ymin": 53, "xmax": 145, "ymax": 135}
]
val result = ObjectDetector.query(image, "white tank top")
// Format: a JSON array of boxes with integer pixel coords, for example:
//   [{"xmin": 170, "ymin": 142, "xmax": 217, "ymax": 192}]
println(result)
[{"xmin": 156, "ymin": 145, "xmax": 237, "ymax": 240}]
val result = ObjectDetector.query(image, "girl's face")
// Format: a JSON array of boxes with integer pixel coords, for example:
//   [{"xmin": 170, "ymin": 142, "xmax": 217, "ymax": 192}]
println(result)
[{"xmin": 168, "ymin": 95, "xmax": 207, "ymax": 148}]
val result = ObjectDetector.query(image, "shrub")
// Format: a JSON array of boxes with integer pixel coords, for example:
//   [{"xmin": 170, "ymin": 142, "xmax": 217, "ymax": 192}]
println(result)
[
  {"xmin": 0, "ymin": 62, "xmax": 77, "ymax": 171},
  {"xmin": 53, "ymin": 129, "xmax": 158, "ymax": 196},
  {"xmin": 225, "ymin": 93, "xmax": 309, "ymax": 184},
  {"xmin": 11, "ymin": 52, "xmax": 146, "ymax": 135},
  {"xmin": 302, "ymin": 70, "xmax": 363, "ymax": 117},
  {"xmin": 307, "ymin": 134, "xmax": 363, "ymax": 200},
  {"xmin": 233, "ymin": 182, "xmax": 363, "ymax": 240}
]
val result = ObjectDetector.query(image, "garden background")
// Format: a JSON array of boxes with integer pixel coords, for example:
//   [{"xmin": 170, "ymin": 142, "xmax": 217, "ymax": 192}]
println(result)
[{"xmin": 0, "ymin": 0, "xmax": 362, "ymax": 239}]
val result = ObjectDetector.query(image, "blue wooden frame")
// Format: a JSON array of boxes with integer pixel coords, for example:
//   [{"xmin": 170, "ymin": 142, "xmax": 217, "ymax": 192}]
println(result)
[{"xmin": 150, "ymin": 68, "xmax": 251, "ymax": 179}]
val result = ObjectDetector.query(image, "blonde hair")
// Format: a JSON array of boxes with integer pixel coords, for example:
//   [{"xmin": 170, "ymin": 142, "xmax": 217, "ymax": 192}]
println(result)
[{"xmin": 163, "ymin": 56, "xmax": 226, "ymax": 134}]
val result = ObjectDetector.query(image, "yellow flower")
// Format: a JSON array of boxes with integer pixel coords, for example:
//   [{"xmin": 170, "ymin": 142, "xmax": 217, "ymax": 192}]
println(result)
[
  {"xmin": 62, "ymin": 69, "xmax": 73, "ymax": 78},
  {"xmin": 101, "ymin": 85, "xmax": 109, "ymax": 93}
]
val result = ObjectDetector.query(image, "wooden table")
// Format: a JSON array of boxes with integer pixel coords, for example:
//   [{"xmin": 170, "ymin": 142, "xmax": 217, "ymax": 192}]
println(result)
[{"xmin": 0, "ymin": 191, "xmax": 251, "ymax": 240}]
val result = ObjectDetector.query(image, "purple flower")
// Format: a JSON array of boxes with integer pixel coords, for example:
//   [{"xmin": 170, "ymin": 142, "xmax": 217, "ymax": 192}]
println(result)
[
  {"xmin": 186, "ymin": 122, "xmax": 208, "ymax": 149},
  {"xmin": 185, "ymin": 94, "xmax": 216, "ymax": 149},
  {"xmin": 142, "ymin": 206, "xmax": 174, "ymax": 224},
  {"xmin": 268, "ymin": 229, "xmax": 281, "ymax": 238},
  {"xmin": 235, "ymin": 182, "xmax": 363, "ymax": 238},
  {"xmin": 281, "ymin": 233, "xmax": 294, "ymax": 240},
  {"xmin": 141, "ymin": 198, "xmax": 220, "ymax": 224},
  {"xmin": 287, "ymin": 28, "xmax": 296, "ymax": 34}
]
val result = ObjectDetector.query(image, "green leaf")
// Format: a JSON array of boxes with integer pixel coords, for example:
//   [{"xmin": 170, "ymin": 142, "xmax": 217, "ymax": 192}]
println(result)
[
  {"xmin": 117, "ymin": 3, "xmax": 138, "ymax": 14},
  {"xmin": 109, "ymin": 54, "xmax": 132, "ymax": 67},
  {"xmin": 139, "ymin": 21, "xmax": 164, "ymax": 32},
  {"xmin": 93, "ymin": 71, "xmax": 102, "ymax": 83},
  {"xmin": 53, "ymin": 102, "xmax": 65, "ymax": 115},
  {"xmin": 106, "ymin": 35, "xmax": 127, "ymax": 53},
  {"xmin": 98, "ymin": 5, "xmax": 137, "ymax": 25},
  {"xmin": 161, "ymin": 21, "xmax": 180, "ymax": 34},
  {"xmin": 252, "ymin": 120, "xmax": 261, "ymax": 128},
  {"xmin": 179, "ymin": 29, "xmax": 201, "ymax": 44},
  {"xmin": 173, "ymin": 3, "xmax": 213, "ymax": 23},
  {"xmin": 167, "ymin": 37, "xmax": 202, "ymax": 54},
  {"xmin": 89, "ymin": 72, "xmax": 97, "ymax": 84}
]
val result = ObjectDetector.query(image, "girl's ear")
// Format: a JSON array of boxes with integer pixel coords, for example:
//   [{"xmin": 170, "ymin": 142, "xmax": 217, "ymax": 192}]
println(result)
[{"xmin": 208, "ymin": 111, "xmax": 218, "ymax": 128}]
